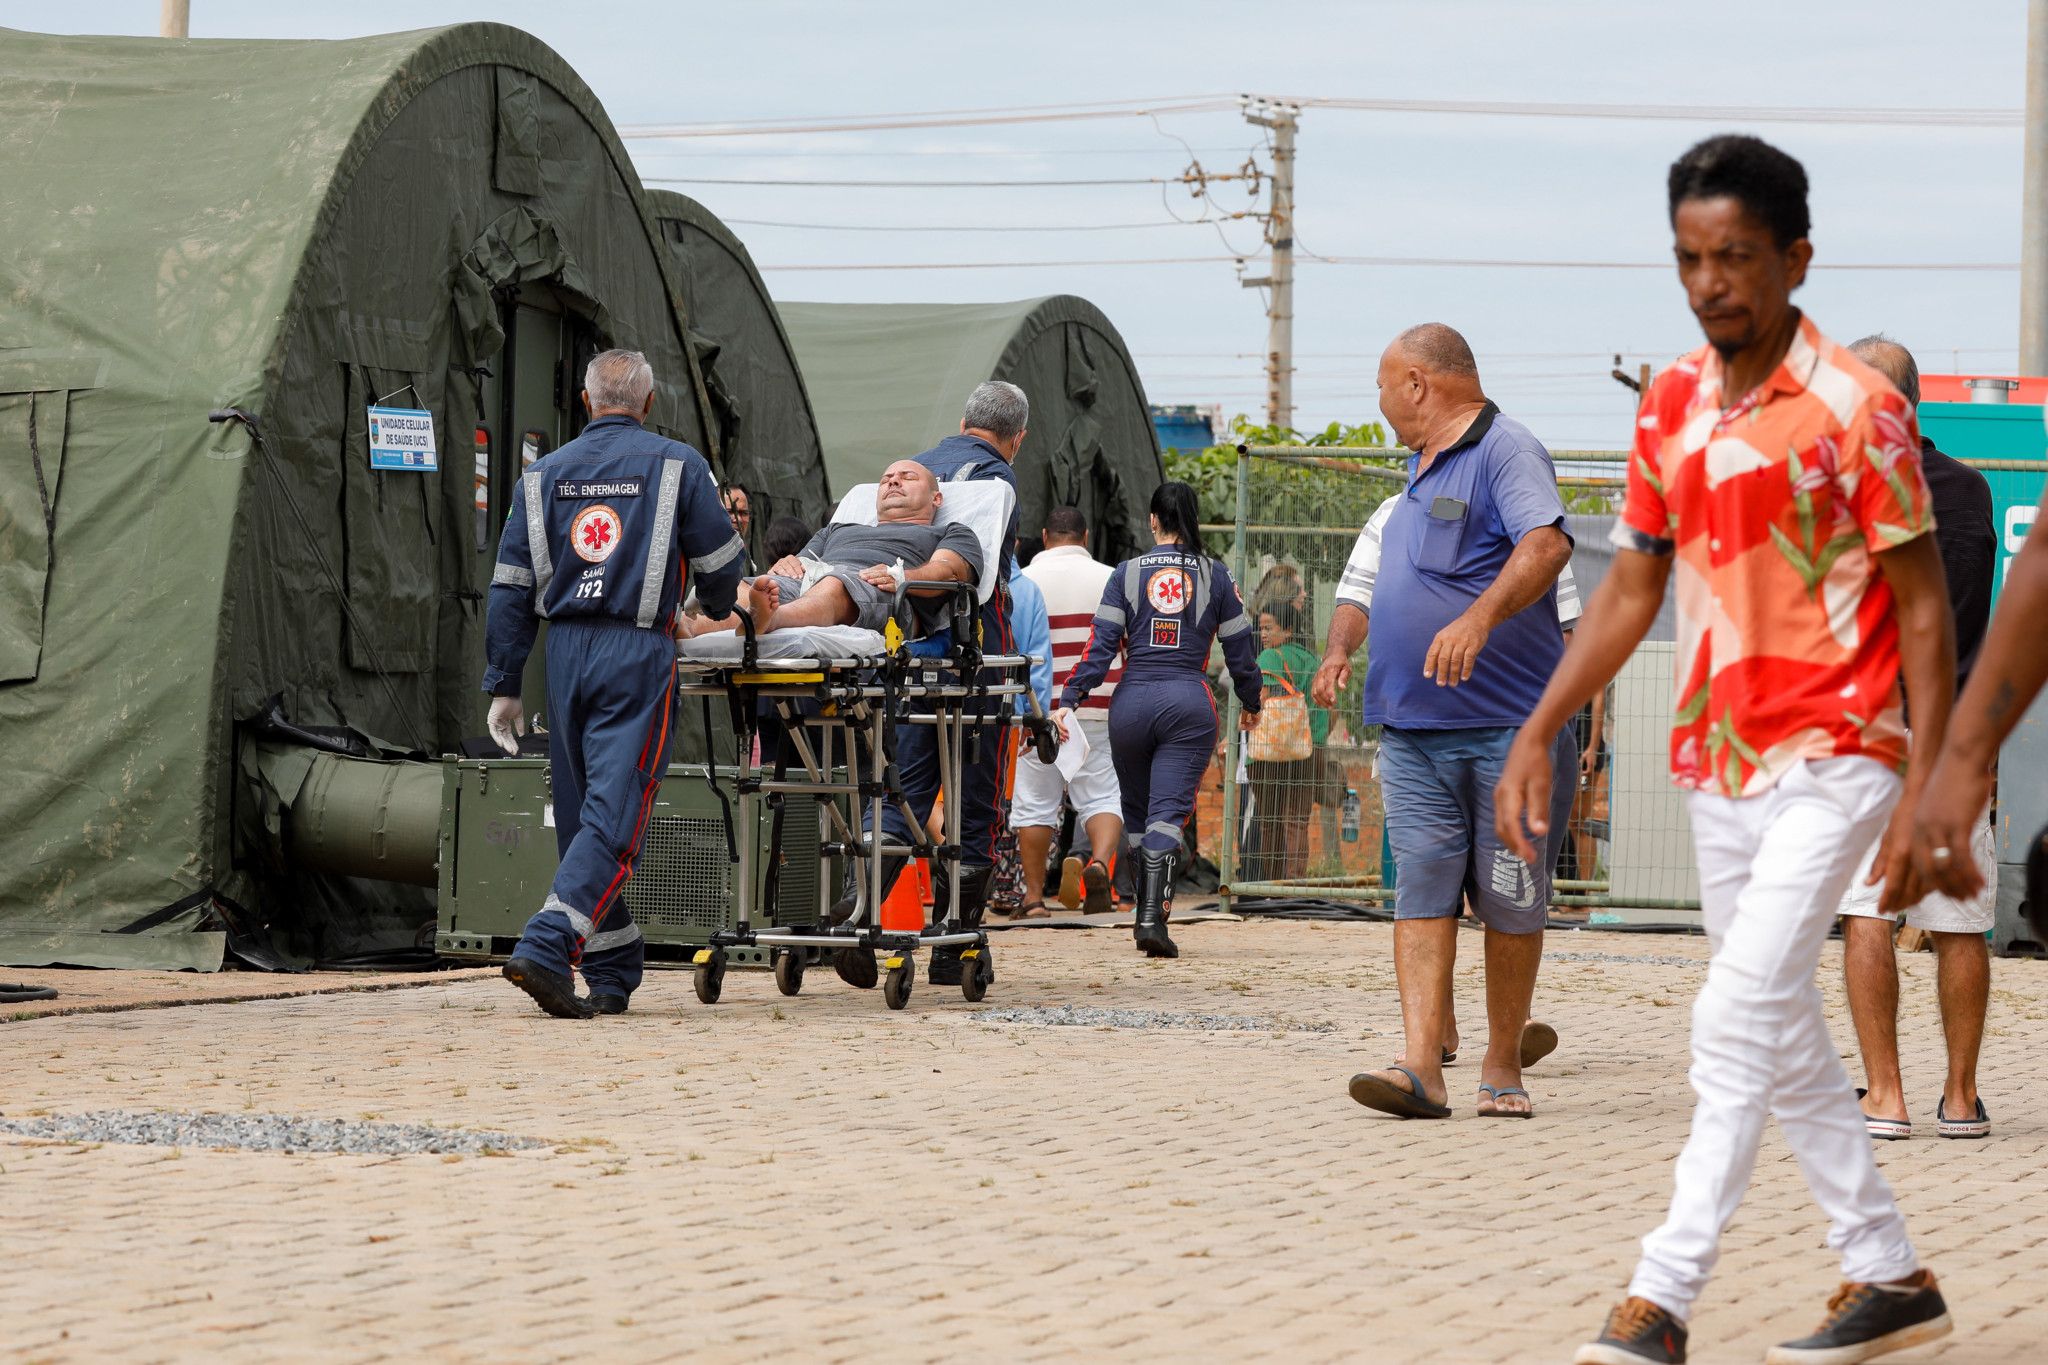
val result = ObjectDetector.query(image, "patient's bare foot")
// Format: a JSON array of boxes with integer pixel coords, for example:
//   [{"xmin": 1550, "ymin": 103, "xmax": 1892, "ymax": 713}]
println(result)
[{"xmin": 744, "ymin": 577, "xmax": 780, "ymax": 633}]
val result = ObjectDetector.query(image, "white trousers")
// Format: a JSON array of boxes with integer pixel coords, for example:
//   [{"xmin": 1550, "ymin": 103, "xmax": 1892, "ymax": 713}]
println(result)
[{"xmin": 1629, "ymin": 757, "xmax": 1920, "ymax": 1320}]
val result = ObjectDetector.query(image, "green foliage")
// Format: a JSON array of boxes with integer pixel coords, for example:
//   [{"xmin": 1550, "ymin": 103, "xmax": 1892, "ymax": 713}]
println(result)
[{"xmin": 1163, "ymin": 414, "xmax": 1400, "ymax": 535}]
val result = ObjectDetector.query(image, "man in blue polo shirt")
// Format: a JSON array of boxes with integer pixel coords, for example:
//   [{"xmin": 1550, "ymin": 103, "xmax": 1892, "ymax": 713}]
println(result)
[{"xmin": 1342, "ymin": 323, "xmax": 1574, "ymax": 1122}]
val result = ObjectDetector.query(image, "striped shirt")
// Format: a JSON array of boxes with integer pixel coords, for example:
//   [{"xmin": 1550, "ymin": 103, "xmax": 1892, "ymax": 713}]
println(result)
[
  {"xmin": 1022, "ymin": 544, "xmax": 1120, "ymax": 711},
  {"xmin": 1334, "ymin": 494, "xmax": 1581, "ymax": 625}
]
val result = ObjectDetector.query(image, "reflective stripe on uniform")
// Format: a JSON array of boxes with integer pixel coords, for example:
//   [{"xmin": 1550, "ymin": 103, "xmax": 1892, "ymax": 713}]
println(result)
[
  {"xmin": 493, "ymin": 563, "xmax": 534, "ymax": 588},
  {"xmin": 544, "ymin": 894, "xmax": 593, "ymax": 940},
  {"xmin": 584, "ymin": 922, "xmax": 643, "ymax": 954},
  {"xmin": 1190, "ymin": 557, "xmax": 1211, "ymax": 620},
  {"xmin": 694, "ymin": 532, "xmax": 746, "ymax": 575},
  {"xmin": 636, "ymin": 458, "xmax": 685, "ymax": 629},
  {"xmin": 524, "ymin": 470, "xmax": 554, "ymax": 616},
  {"xmin": 1217, "ymin": 611, "xmax": 1252, "ymax": 638},
  {"xmin": 1146, "ymin": 820, "xmax": 1185, "ymax": 847},
  {"xmin": 1124, "ymin": 560, "xmax": 1142, "ymax": 604},
  {"xmin": 1095, "ymin": 602, "xmax": 1126, "ymax": 626}
]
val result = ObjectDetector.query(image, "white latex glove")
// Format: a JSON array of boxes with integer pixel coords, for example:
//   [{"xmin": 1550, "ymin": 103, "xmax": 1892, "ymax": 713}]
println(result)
[{"xmin": 487, "ymin": 696, "xmax": 526, "ymax": 756}]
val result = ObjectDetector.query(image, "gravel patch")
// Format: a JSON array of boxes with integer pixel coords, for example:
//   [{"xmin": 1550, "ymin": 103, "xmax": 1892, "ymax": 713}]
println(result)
[
  {"xmin": 0, "ymin": 1109, "xmax": 543, "ymax": 1155},
  {"xmin": 976, "ymin": 1004, "xmax": 1335, "ymax": 1033},
  {"xmin": 1546, "ymin": 950, "xmax": 1703, "ymax": 969}
]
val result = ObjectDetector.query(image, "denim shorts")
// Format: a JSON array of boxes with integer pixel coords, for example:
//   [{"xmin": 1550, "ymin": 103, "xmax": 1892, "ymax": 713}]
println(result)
[{"xmin": 1377, "ymin": 725, "xmax": 1573, "ymax": 934}]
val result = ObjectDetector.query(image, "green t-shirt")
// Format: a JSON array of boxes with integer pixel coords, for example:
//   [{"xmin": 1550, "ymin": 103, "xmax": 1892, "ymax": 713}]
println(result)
[{"xmin": 1258, "ymin": 641, "xmax": 1330, "ymax": 747}]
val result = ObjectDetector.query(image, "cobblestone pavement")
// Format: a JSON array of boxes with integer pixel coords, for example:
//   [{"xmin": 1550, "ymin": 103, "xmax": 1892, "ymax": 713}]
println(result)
[{"xmin": 3, "ymin": 920, "xmax": 2044, "ymax": 1363}]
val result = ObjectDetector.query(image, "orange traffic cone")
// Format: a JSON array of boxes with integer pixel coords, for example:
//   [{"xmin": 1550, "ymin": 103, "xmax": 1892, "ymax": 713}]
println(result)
[{"xmin": 880, "ymin": 857, "xmax": 930, "ymax": 932}]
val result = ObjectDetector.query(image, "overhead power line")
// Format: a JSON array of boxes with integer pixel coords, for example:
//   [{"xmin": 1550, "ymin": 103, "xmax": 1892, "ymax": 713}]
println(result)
[
  {"xmin": 1305, "ymin": 254, "xmax": 2021, "ymax": 272},
  {"xmin": 756, "ymin": 255, "xmax": 2018, "ymax": 273},
  {"xmin": 620, "ymin": 95, "xmax": 1241, "ymax": 139},
  {"xmin": 1300, "ymin": 96, "xmax": 2021, "ymax": 127},
  {"xmin": 618, "ymin": 94, "xmax": 2020, "ymax": 140},
  {"xmin": 645, "ymin": 174, "xmax": 1186, "ymax": 189},
  {"xmin": 722, "ymin": 216, "xmax": 1240, "ymax": 233},
  {"xmin": 631, "ymin": 145, "xmax": 1255, "ymax": 160},
  {"xmin": 760, "ymin": 256, "xmax": 1242, "ymax": 271}
]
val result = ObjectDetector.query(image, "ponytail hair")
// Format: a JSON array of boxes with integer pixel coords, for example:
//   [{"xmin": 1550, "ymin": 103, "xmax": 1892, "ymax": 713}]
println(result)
[{"xmin": 1149, "ymin": 480, "xmax": 1207, "ymax": 558}]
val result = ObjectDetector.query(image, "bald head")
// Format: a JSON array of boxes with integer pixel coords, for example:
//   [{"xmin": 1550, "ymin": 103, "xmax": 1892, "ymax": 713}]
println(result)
[
  {"xmin": 1390, "ymin": 323, "xmax": 1481, "ymax": 382},
  {"xmin": 1849, "ymin": 334, "xmax": 1920, "ymax": 408},
  {"xmin": 1377, "ymin": 322, "xmax": 1488, "ymax": 452}
]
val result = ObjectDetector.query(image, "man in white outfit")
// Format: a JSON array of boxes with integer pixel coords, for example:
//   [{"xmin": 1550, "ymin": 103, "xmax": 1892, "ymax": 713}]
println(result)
[
  {"xmin": 1496, "ymin": 135, "xmax": 1955, "ymax": 1365},
  {"xmin": 1013, "ymin": 506, "xmax": 1122, "ymax": 915}
]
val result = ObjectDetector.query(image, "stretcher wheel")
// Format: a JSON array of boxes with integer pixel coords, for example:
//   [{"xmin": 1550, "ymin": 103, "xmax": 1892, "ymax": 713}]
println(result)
[
  {"xmin": 960, "ymin": 946, "xmax": 991, "ymax": 1003},
  {"xmin": 882, "ymin": 958, "xmax": 913, "ymax": 1011},
  {"xmin": 693, "ymin": 949, "xmax": 727, "ymax": 1005},
  {"xmin": 773, "ymin": 949, "xmax": 805, "ymax": 997}
]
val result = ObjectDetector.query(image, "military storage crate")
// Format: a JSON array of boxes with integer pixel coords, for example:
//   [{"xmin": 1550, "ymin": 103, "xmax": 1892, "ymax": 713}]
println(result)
[{"xmin": 435, "ymin": 758, "xmax": 829, "ymax": 966}]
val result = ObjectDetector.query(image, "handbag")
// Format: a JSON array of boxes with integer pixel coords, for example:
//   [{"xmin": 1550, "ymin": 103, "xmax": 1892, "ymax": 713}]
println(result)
[{"xmin": 1249, "ymin": 673, "xmax": 1315, "ymax": 763}]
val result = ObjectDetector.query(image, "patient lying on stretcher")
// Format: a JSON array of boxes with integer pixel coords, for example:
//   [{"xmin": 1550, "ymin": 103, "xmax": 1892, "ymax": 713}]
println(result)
[{"xmin": 676, "ymin": 461, "xmax": 983, "ymax": 638}]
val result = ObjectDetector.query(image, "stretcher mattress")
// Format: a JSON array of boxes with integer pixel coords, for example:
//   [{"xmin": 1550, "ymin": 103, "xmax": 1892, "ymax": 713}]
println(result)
[{"xmin": 675, "ymin": 625, "xmax": 886, "ymax": 665}]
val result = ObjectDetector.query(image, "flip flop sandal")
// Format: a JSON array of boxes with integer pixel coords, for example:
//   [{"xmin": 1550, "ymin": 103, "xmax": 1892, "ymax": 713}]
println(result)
[
  {"xmin": 1347, "ymin": 1064, "xmax": 1452, "ymax": 1120},
  {"xmin": 1519, "ymin": 1021, "xmax": 1559, "ymax": 1068},
  {"xmin": 1856, "ymin": 1088, "xmax": 1912, "ymax": 1140},
  {"xmin": 1477, "ymin": 1084, "xmax": 1534, "ymax": 1119},
  {"xmin": 1936, "ymin": 1096, "xmax": 1990, "ymax": 1139},
  {"xmin": 1057, "ymin": 856, "xmax": 1085, "ymax": 910},
  {"xmin": 1081, "ymin": 860, "xmax": 1113, "ymax": 916},
  {"xmin": 1013, "ymin": 902, "xmax": 1053, "ymax": 920}
]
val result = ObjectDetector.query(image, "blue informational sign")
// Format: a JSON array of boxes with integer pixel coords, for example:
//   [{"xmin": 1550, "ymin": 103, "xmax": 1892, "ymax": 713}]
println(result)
[{"xmin": 367, "ymin": 405, "xmax": 439, "ymax": 472}]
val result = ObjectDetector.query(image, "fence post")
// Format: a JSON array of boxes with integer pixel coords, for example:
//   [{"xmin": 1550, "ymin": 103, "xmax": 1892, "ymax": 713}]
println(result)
[{"xmin": 1219, "ymin": 445, "xmax": 1252, "ymax": 910}]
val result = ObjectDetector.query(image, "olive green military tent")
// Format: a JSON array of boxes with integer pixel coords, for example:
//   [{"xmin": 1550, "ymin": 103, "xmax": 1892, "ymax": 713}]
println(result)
[
  {"xmin": 0, "ymin": 24, "xmax": 739, "ymax": 969},
  {"xmin": 645, "ymin": 191, "xmax": 832, "ymax": 546},
  {"xmin": 777, "ymin": 298, "xmax": 1164, "ymax": 564}
]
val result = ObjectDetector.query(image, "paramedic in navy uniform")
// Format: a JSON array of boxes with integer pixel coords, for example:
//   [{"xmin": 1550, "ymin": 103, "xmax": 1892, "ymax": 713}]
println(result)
[
  {"xmin": 850, "ymin": 380, "xmax": 1029, "ymax": 989},
  {"xmin": 483, "ymin": 349, "xmax": 746, "ymax": 1019},
  {"xmin": 1053, "ymin": 481, "xmax": 1263, "ymax": 958}
]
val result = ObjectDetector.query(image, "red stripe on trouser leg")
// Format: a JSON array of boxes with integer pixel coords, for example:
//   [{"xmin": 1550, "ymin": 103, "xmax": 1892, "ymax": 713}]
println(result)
[{"xmin": 580, "ymin": 668, "xmax": 676, "ymax": 956}]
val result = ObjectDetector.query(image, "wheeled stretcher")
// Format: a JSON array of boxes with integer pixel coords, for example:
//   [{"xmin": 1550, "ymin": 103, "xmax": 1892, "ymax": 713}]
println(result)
[{"xmin": 673, "ymin": 480, "xmax": 1055, "ymax": 1009}]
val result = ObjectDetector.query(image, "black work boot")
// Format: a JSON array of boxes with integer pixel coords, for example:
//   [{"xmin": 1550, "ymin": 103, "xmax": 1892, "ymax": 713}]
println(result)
[
  {"xmin": 1765, "ymin": 1269, "xmax": 1951, "ymax": 1364},
  {"xmin": 928, "ymin": 863, "xmax": 992, "ymax": 985},
  {"xmin": 827, "ymin": 856, "xmax": 905, "ymax": 927},
  {"xmin": 586, "ymin": 992, "xmax": 629, "ymax": 1016},
  {"xmin": 833, "ymin": 948, "xmax": 878, "ymax": 989},
  {"xmin": 1133, "ymin": 848, "xmax": 1179, "ymax": 959},
  {"xmin": 502, "ymin": 958, "xmax": 594, "ymax": 1019}
]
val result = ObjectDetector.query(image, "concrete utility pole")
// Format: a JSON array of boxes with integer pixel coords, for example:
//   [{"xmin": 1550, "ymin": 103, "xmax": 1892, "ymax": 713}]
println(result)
[
  {"xmin": 2023, "ymin": 0, "xmax": 2048, "ymax": 373},
  {"xmin": 1241, "ymin": 100, "xmax": 1298, "ymax": 431},
  {"xmin": 160, "ymin": 1, "xmax": 190, "ymax": 38}
]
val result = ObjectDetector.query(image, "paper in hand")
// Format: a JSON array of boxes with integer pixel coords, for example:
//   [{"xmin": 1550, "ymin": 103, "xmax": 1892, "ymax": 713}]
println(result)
[{"xmin": 1055, "ymin": 719, "xmax": 1089, "ymax": 782}]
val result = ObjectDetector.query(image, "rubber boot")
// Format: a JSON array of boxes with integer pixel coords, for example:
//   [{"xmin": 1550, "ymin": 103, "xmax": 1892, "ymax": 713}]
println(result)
[
  {"xmin": 828, "ymin": 855, "xmax": 904, "ymax": 927},
  {"xmin": 1133, "ymin": 848, "xmax": 1179, "ymax": 959},
  {"xmin": 928, "ymin": 863, "xmax": 992, "ymax": 985},
  {"xmin": 832, "ymin": 855, "xmax": 905, "ymax": 989}
]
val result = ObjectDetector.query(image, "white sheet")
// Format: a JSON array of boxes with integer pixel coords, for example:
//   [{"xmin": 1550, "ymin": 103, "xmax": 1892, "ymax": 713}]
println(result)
[
  {"xmin": 675, "ymin": 624, "xmax": 886, "ymax": 664},
  {"xmin": 830, "ymin": 479, "xmax": 1014, "ymax": 606}
]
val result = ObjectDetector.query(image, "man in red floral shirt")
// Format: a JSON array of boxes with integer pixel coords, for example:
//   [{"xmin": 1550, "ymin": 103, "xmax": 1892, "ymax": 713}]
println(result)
[{"xmin": 1495, "ymin": 136, "xmax": 1957, "ymax": 1365}]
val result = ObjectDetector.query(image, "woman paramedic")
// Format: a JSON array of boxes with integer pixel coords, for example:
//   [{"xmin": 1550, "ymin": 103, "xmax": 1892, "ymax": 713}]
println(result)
[{"xmin": 1051, "ymin": 481, "xmax": 1263, "ymax": 958}]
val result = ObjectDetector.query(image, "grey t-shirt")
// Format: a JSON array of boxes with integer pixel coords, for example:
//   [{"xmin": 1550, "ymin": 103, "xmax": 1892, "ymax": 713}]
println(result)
[{"xmin": 801, "ymin": 519, "xmax": 984, "ymax": 580}]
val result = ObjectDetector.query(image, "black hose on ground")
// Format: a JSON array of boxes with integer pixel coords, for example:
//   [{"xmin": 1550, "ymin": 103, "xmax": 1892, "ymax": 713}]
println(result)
[{"xmin": 0, "ymin": 982, "xmax": 59, "ymax": 1002}]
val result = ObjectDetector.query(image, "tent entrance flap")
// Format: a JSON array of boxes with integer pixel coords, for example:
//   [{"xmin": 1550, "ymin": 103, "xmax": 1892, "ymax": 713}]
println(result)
[
  {"xmin": 479, "ymin": 284, "xmax": 599, "ymax": 726},
  {"xmin": 0, "ymin": 388, "xmax": 70, "ymax": 683}
]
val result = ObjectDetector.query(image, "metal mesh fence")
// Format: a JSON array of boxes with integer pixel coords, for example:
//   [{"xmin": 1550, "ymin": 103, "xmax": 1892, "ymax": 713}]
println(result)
[{"xmin": 1202, "ymin": 446, "xmax": 1701, "ymax": 919}]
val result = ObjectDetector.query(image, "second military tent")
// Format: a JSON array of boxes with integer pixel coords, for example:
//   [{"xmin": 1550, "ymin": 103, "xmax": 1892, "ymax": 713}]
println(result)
[
  {"xmin": 645, "ymin": 191, "xmax": 832, "ymax": 548},
  {"xmin": 777, "ymin": 297, "xmax": 1163, "ymax": 564}
]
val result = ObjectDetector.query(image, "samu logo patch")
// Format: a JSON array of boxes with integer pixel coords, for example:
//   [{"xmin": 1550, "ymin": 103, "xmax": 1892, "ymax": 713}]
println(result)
[
  {"xmin": 1150, "ymin": 618, "xmax": 1181, "ymax": 649},
  {"xmin": 571, "ymin": 504, "xmax": 622, "ymax": 563}
]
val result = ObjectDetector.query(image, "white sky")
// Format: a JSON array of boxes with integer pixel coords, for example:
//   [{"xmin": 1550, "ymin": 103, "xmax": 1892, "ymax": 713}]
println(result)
[{"xmin": 8, "ymin": 1, "xmax": 2030, "ymax": 447}]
